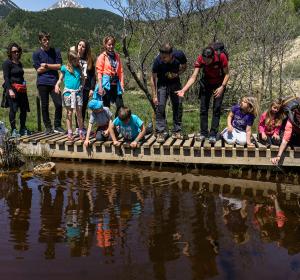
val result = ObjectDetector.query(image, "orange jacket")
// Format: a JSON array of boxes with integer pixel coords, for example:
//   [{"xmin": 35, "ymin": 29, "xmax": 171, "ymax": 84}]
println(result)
[{"xmin": 96, "ymin": 51, "xmax": 124, "ymax": 89}]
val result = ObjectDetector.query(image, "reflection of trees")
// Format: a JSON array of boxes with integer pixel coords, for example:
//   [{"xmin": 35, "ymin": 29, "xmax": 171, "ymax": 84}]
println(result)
[{"xmin": 6, "ymin": 175, "xmax": 32, "ymax": 251}]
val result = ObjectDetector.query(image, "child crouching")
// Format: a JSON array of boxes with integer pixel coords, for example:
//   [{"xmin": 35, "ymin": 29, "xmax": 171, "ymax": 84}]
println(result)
[
  {"xmin": 109, "ymin": 106, "xmax": 146, "ymax": 148},
  {"xmin": 84, "ymin": 99, "xmax": 113, "ymax": 147},
  {"xmin": 222, "ymin": 96, "xmax": 258, "ymax": 147}
]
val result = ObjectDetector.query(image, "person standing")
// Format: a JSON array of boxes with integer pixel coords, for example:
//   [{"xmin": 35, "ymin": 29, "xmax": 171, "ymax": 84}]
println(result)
[
  {"xmin": 32, "ymin": 31, "xmax": 64, "ymax": 134},
  {"xmin": 177, "ymin": 45, "xmax": 229, "ymax": 144},
  {"xmin": 151, "ymin": 43, "xmax": 187, "ymax": 143},
  {"xmin": 2, "ymin": 43, "xmax": 30, "ymax": 137},
  {"xmin": 96, "ymin": 35, "xmax": 124, "ymax": 116},
  {"xmin": 74, "ymin": 39, "xmax": 96, "ymax": 132}
]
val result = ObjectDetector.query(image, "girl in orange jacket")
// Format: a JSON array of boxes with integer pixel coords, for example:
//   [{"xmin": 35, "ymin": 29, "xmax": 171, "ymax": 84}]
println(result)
[{"xmin": 96, "ymin": 36, "xmax": 124, "ymax": 116}]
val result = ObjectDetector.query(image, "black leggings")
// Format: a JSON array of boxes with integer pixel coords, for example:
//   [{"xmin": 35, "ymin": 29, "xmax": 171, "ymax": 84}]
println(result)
[
  {"xmin": 7, "ymin": 91, "xmax": 28, "ymax": 131},
  {"xmin": 102, "ymin": 85, "xmax": 124, "ymax": 117}
]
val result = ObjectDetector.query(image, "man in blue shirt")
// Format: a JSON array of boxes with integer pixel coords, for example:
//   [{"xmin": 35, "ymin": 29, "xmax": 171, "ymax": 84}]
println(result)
[
  {"xmin": 32, "ymin": 31, "xmax": 64, "ymax": 134},
  {"xmin": 151, "ymin": 43, "xmax": 187, "ymax": 143}
]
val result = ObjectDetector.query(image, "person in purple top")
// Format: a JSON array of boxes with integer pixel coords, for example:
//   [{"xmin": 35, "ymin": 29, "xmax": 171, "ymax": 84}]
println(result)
[
  {"xmin": 32, "ymin": 31, "xmax": 64, "ymax": 134},
  {"xmin": 221, "ymin": 96, "xmax": 258, "ymax": 146}
]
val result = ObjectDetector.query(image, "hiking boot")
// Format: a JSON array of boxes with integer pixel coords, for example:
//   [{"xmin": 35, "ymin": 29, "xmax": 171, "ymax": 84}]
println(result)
[
  {"xmin": 172, "ymin": 131, "xmax": 184, "ymax": 140},
  {"xmin": 19, "ymin": 128, "xmax": 31, "ymax": 136},
  {"xmin": 208, "ymin": 135, "xmax": 217, "ymax": 144},
  {"xmin": 45, "ymin": 127, "xmax": 54, "ymax": 135},
  {"xmin": 54, "ymin": 127, "xmax": 65, "ymax": 134},
  {"xmin": 195, "ymin": 133, "xmax": 206, "ymax": 142},
  {"xmin": 11, "ymin": 128, "xmax": 20, "ymax": 138},
  {"xmin": 156, "ymin": 133, "xmax": 167, "ymax": 143}
]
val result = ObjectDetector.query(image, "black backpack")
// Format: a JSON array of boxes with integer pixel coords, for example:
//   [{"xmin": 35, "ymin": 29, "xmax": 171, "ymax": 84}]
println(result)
[{"xmin": 282, "ymin": 96, "xmax": 300, "ymax": 134}]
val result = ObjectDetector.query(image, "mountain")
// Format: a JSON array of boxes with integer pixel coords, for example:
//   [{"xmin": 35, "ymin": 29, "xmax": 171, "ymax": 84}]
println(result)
[
  {"xmin": 0, "ymin": 0, "xmax": 19, "ymax": 18},
  {"xmin": 47, "ymin": 0, "xmax": 83, "ymax": 10},
  {"xmin": 3, "ymin": 8, "xmax": 122, "ymax": 50}
]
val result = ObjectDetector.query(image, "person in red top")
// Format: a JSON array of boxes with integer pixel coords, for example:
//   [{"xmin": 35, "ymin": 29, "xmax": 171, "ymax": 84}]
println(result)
[
  {"xmin": 271, "ymin": 97, "xmax": 300, "ymax": 165},
  {"xmin": 258, "ymin": 99, "xmax": 284, "ymax": 147},
  {"xmin": 177, "ymin": 46, "xmax": 229, "ymax": 143}
]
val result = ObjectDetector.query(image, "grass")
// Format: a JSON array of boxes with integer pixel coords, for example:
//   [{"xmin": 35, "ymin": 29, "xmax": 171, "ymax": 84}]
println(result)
[
  {"xmin": 283, "ymin": 58, "xmax": 300, "ymax": 80},
  {"xmin": 0, "ymin": 68, "xmax": 227, "ymax": 134}
]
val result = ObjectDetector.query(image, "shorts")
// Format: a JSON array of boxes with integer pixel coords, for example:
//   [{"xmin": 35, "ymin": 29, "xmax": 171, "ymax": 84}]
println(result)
[{"xmin": 63, "ymin": 93, "xmax": 83, "ymax": 108}]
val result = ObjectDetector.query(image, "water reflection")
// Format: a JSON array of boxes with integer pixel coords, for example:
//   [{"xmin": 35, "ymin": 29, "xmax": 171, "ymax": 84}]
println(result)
[{"xmin": 0, "ymin": 163, "xmax": 300, "ymax": 279}]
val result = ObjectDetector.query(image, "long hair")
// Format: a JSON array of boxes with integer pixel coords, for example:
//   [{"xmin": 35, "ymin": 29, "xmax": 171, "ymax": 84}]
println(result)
[
  {"xmin": 241, "ymin": 96, "xmax": 258, "ymax": 117},
  {"xmin": 67, "ymin": 50, "xmax": 78, "ymax": 74},
  {"xmin": 7, "ymin": 43, "xmax": 22, "ymax": 60},
  {"xmin": 75, "ymin": 39, "xmax": 94, "ymax": 71},
  {"xmin": 265, "ymin": 99, "xmax": 284, "ymax": 128}
]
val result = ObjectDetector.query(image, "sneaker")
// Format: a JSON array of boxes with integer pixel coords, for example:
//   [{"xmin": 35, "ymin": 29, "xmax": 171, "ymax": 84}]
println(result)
[
  {"xmin": 75, "ymin": 127, "xmax": 79, "ymax": 135},
  {"xmin": 156, "ymin": 132, "xmax": 167, "ymax": 143},
  {"xmin": 11, "ymin": 128, "xmax": 20, "ymax": 138},
  {"xmin": 45, "ymin": 127, "xmax": 54, "ymax": 135},
  {"xmin": 172, "ymin": 131, "xmax": 184, "ymax": 140},
  {"xmin": 19, "ymin": 128, "xmax": 31, "ymax": 136},
  {"xmin": 54, "ymin": 127, "xmax": 65, "ymax": 134},
  {"xmin": 195, "ymin": 133, "xmax": 206, "ymax": 142},
  {"xmin": 208, "ymin": 136, "xmax": 217, "ymax": 144}
]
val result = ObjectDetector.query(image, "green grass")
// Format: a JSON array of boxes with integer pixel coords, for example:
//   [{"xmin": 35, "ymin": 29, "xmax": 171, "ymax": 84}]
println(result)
[
  {"xmin": 283, "ymin": 58, "xmax": 300, "ymax": 79},
  {"xmin": 0, "ymin": 68, "xmax": 227, "ymax": 134}
]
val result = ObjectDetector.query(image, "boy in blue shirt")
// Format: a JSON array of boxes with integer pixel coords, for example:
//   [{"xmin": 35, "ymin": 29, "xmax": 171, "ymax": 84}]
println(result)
[{"xmin": 109, "ymin": 107, "xmax": 146, "ymax": 148}]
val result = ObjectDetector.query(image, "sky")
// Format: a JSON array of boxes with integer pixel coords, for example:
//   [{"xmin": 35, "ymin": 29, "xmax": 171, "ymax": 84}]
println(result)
[{"xmin": 13, "ymin": 0, "xmax": 116, "ymax": 13}]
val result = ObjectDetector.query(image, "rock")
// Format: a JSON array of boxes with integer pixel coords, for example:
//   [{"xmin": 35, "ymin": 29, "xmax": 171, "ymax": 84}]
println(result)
[{"xmin": 33, "ymin": 162, "xmax": 56, "ymax": 174}]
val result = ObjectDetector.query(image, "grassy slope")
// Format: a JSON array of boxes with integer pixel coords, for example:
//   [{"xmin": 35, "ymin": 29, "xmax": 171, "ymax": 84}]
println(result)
[{"xmin": 0, "ymin": 69, "xmax": 228, "ymax": 134}]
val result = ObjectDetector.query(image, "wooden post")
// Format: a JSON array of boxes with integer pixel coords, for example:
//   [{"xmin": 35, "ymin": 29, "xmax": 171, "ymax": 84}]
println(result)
[{"xmin": 36, "ymin": 95, "xmax": 42, "ymax": 131}]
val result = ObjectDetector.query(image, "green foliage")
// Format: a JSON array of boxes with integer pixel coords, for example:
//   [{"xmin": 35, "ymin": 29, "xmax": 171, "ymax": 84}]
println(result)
[
  {"xmin": 283, "ymin": 59, "xmax": 300, "ymax": 79},
  {"xmin": 2, "ymin": 8, "xmax": 122, "ymax": 50},
  {"xmin": 293, "ymin": 0, "xmax": 300, "ymax": 11}
]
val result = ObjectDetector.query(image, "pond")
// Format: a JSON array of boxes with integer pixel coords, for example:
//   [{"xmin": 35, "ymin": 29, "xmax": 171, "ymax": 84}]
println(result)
[{"xmin": 0, "ymin": 162, "xmax": 300, "ymax": 280}]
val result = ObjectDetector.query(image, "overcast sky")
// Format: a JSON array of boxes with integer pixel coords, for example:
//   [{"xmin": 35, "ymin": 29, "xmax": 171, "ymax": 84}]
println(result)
[{"xmin": 13, "ymin": 0, "xmax": 116, "ymax": 13}]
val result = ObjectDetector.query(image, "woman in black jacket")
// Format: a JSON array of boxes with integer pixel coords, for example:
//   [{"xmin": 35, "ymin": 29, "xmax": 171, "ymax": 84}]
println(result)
[
  {"xmin": 74, "ymin": 39, "xmax": 96, "ymax": 132},
  {"xmin": 2, "ymin": 43, "xmax": 30, "ymax": 137}
]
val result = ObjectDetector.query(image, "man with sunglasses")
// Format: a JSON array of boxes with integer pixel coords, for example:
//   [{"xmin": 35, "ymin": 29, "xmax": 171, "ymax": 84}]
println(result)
[
  {"xmin": 177, "ymin": 46, "xmax": 230, "ymax": 144},
  {"xmin": 32, "ymin": 31, "xmax": 64, "ymax": 134},
  {"xmin": 151, "ymin": 43, "xmax": 187, "ymax": 143}
]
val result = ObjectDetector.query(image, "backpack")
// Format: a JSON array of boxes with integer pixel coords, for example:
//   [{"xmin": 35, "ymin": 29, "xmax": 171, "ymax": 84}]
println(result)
[{"xmin": 282, "ymin": 96, "xmax": 300, "ymax": 134}]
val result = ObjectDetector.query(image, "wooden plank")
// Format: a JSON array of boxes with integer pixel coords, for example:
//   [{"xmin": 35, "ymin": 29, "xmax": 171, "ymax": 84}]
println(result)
[
  {"xmin": 256, "ymin": 141, "xmax": 267, "ymax": 151},
  {"xmin": 193, "ymin": 139, "xmax": 202, "ymax": 150},
  {"xmin": 47, "ymin": 134, "xmax": 68, "ymax": 145},
  {"xmin": 203, "ymin": 140, "xmax": 211, "ymax": 149},
  {"xmin": 30, "ymin": 133, "xmax": 60, "ymax": 144},
  {"xmin": 173, "ymin": 139, "xmax": 184, "ymax": 149},
  {"xmin": 163, "ymin": 136, "xmax": 175, "ymax": 148},
  {"xmin": 21, "ymin": 132, "xmax": 45, "ymax": 143},
  {"xmin": 103, "ymin": 140, "xmax": 113, "ymax": 148},
  {"xmin": 142, "ymin": 135, "xmax": 157, "ymax": 148},
  {"xmin": 66, "ymin": 136, "xmax": 80, "ymax": 146},
  {"xmin": 152, "ymin": 140, "xmax": 161, "ymax": 149},
  {"xmin": 56, "ymin": 136, "xmax": 68, "ymax": 145},
  {"xmin": 214, "ymin": 140, "xmax": 222, "ymax": 149},
  {"xmin": 40, "ymin": 133, "xmax": 64, "ymax": 144},
  {"xmin": 183, "ymin": 137, "xmax": 193, "ymax": 149},
  {"xmin": 93, "ymin": 140, "xmax": 103, "ymax": 147}
]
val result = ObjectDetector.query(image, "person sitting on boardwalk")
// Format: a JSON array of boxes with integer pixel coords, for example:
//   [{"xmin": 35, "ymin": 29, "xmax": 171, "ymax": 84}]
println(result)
[
  {"xmin": 55, "ymin": 50, "xmax": 84, "ymax": 141},
  {"xmin": 271, "ymin": 96, "xmax": 300, "ymax": 165},
  {"xmin": 96, "ymin": 35, "xmax": 124, "ymax": 116},
  {"xmin": 32, "ymin": 31, "xmax": 64, "ymax": 135},
  {"xmin": 109, "ymin": 106, "xmax": 146, "ymax": 148},
  {"xmin": 151, "ymin": 43, "xmax": 187, "ymax": 143},
  {"xmin": 258, "ymin": 99, "xmax": 284, "ymax": 147},
  {"xmin": 2, "ymin": 43, "xmax": 30, "ymax": 137},
  {"xmin": 84, "ymin": 100, "xmax": 113, "ymax": 147},
  {"xmin": 221, "ymin": 96, "xmax": 257, "ymax": 147},
  {"xmin": 176, "ymin": 44, "xmax": 229, "ymax": 144}
]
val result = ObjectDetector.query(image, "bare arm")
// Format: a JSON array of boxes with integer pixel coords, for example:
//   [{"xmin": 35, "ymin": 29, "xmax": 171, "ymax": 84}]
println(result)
[
  {"xmin": 227, "ymin": 112, "xmax": 234, "ymax": 132},
  {"xmin": 176, "ymin": 67, "xmax": 200, "ymax": 97},
  {"xmin": 214, "ymin": 67, "xmax": 230, "ymax": 98},
  {"xmin": 55, "ymin": 72, "xmax": 64, "ymax": 94},
  {"xmin": 246, "ymin": 125, "xmax": 253, "ymax": 146},
  {"xmin": 84, "ymin": 123, "xmax": 93, "ymax": 147},
  {"xmin": 130, "ymin": 124, "xmax": 146, "ymax": 148},
  {"xmin": 271, "ymin": 139, "xmax": 288, "ymax": 165}
]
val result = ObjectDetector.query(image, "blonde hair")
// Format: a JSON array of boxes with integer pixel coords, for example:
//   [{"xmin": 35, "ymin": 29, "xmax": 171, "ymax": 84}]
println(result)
[
  {"xmin": 67, "ymin": 50, "xmax": 78, "ymax": 74},
  {"xmin": 265, "ymin": 98, "xmax": 284, "ymax": 128},
  {"xmin": 241, "ymin": 96, "xmax": 258, "ymax": 116}
]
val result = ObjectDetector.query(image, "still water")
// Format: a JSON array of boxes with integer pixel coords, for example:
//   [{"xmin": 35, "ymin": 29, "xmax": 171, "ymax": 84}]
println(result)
[{"xmin": 0, "ymin": 162, "xmax": 300, "ymax": 280}]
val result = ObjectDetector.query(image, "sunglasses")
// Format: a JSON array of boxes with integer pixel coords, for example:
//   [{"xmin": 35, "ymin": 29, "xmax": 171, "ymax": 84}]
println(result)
[{"xmin": 11, "ymin": 50, "xmax": 20, "ymax": 54}]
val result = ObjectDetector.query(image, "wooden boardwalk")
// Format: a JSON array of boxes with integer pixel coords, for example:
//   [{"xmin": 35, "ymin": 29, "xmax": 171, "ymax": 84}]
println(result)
[{"xmin": 17, "ymin": 132, "xmax": 300, "ymax": 167}]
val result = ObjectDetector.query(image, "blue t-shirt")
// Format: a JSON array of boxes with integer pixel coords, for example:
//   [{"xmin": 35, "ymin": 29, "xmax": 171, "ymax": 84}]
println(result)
[
  {"xmin": 152, "ymin": 50, "xmax": 187, "ymax": 85},
  {"xmin": 113, "ymin": 114, "xmax": 143, "ymax": 140},
  {"xmin": 231, "ymin": 104, "xmax": 255, "ymax": 131},
  {"xmin": 61, "ymin": 65, "xmax": 81, "ymax": 95},
  {"xmin": 32, "ymin": 47, "xmax": 62, "ymax": 86}
]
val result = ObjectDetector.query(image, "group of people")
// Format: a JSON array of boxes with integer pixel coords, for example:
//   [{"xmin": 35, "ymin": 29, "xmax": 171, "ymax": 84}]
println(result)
[{"xmin": 2, "ymin": 31, "xmax": 300, "ymax": 165}]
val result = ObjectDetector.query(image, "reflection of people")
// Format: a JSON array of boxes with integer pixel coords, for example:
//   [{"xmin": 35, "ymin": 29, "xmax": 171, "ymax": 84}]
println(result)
[
  {"xmin": 39, "ymin": 186, "xmax": 64, "ymax": 259},
  {"xmin": 7, "ymin": 183, "xmax": 32, "ymax": 251},
  {"xmin": 220, "ymin": 194, "xmax": 249, "ymax": 244},
  {"xmin": 253, "ymin": 194, "xmax": 286, "ymax": 243}
]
